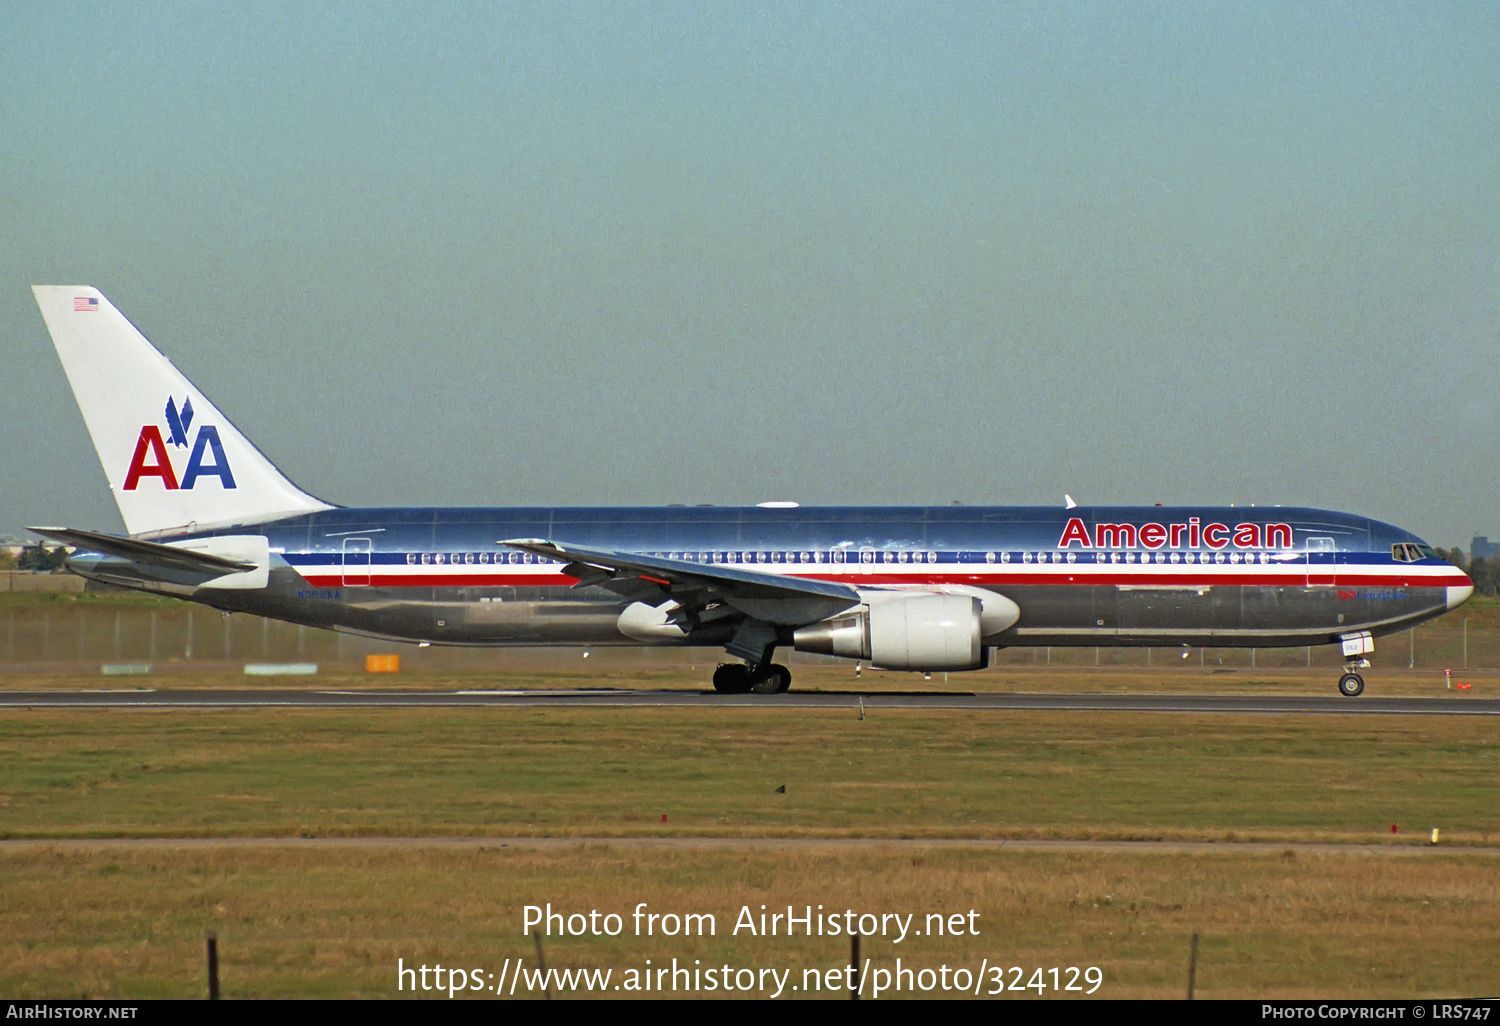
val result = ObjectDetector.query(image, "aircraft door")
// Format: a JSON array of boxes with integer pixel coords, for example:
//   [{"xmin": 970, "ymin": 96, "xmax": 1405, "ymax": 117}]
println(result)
[
  {"xmin": 1305, "ymin": 537, "xmax": 1336, "ymax": 587},
  {"xmin": 342, "ymin": 537, "xmax": 372, "ymax": 587}
]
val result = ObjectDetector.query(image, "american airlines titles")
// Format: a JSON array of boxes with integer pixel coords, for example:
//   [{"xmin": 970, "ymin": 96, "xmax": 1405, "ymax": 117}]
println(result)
[{"xmin": 1057, "ymin": 517, "xmax": 1293, "ymax": 551}]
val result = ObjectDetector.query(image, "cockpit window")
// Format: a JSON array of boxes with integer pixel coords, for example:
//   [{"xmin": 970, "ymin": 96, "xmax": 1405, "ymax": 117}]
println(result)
[
  {"xmin": 1416, "ymin": 544, "xmax": 1439, "ymax": 561},
  {"xmin": 1392, "ymin": 543, "xmax": 1434, "ymax": 562},
  {"xmin": 1392, "ymin": 544, "xmax": 1413, "ymax": 562}
]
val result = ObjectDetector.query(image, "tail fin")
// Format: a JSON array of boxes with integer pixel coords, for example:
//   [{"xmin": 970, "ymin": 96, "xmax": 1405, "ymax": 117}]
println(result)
[{"xmin": 32, "ymin": 286, "xmax": 333, "ymax": 537}]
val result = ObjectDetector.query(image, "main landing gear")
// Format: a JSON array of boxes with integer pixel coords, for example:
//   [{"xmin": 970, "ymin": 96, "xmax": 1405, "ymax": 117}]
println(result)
[{"xmin": 712, "ymin": 662, "xmax": 792, "ymax": 695}]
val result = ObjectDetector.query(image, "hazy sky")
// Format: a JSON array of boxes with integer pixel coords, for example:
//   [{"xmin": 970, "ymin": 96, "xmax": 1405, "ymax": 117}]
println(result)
[{"xmin": 4, "ymin": 2, "xmax": 1498, "ymax": 546}]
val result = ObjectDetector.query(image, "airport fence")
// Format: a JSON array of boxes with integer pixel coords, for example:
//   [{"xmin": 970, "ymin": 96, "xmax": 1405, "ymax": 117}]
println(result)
[{"xmin": 1, "ymin": 592, "xmax": 1497, "ymax": 675}]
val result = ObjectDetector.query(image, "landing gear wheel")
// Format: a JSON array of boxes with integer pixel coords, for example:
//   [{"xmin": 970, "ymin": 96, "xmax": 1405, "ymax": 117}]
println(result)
[
  {"xmin": 748, "ymin": 663, "xmax": 793, "ymax": 695},
  {"xmin": 712, "ymin": 664, "xmax": 751, "ymax": 694},
  {"xmin": 1338, "ymin": 672, "xmax": 1365, "ymax": 698}
]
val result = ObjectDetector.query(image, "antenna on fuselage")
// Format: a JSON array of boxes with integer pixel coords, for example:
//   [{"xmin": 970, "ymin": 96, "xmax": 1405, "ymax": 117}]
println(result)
[{"xmin": 1064, "ymin": 495, "xmax": 1078, "ymax": 509}]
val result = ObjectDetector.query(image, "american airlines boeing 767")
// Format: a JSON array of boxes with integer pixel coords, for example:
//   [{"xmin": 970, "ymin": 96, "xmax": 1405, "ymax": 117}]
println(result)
[{"xmin": 30, "ymin": 286, "xmax": 1473, "ymax": 696}]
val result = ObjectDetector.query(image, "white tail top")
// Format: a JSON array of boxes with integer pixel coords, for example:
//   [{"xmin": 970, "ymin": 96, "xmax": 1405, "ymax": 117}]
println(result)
[{"xmin": 33, "ymin": 286, "xmax": 333, "ymax": 537}]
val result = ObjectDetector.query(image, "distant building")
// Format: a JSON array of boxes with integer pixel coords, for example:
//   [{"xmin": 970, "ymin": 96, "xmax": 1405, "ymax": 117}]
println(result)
[{"xmin": 1472, "ymin": 536, "xmax": 1500, "ymax": 562}]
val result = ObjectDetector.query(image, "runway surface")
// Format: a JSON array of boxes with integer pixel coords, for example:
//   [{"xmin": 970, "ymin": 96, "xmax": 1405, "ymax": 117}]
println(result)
[{"xmin": 2, "ymin": 688, "xmax": 1497, "ymax": 715}]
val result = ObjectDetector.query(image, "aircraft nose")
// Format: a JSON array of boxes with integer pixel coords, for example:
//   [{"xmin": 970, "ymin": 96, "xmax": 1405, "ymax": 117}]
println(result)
[{"xmin": 1447, "ymin": 580, "xmax": 1475, "ymax": 610}]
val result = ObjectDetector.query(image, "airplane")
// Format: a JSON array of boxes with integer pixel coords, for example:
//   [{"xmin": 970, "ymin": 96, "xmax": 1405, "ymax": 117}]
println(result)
[{"xmin": 29, "ymin": 286, "xmax": 1474, "ymax": 697}]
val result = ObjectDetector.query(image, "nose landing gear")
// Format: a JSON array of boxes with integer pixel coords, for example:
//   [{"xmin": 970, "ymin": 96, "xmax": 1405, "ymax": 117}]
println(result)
[
  {"xmin": 1337, "ymin": 671, "xmax": 1365, "ymax": 697},
  {"xmin": 1336, "ymin": 632, "xmax": 1374, "ymax": 698}
]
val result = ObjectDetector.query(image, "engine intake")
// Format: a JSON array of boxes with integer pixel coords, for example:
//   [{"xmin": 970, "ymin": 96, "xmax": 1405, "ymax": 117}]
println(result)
[{"xmin": 792, "ymin": 593, "xmax": 985, "ymax": 671}]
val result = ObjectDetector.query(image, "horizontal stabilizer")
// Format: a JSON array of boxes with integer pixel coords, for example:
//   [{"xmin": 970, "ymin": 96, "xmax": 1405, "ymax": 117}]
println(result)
[{"xmin": 29, "ymin": 526, "xmax": 257, "ymax": 575}]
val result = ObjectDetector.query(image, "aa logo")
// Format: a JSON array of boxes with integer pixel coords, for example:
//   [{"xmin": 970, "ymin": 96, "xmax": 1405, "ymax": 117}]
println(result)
[{"xmin": 123, "ymin": 397, "xmax": 236, "ymax": 491}]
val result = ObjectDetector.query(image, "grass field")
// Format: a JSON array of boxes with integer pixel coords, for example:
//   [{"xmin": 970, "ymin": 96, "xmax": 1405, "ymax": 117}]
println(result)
[
  {"xmin": 3, "ymin": 673, "xmax": 1498, "ymax": 998},
  {"xmin": 2, "ymin": 707, "xmax": 1498, "ymax": 843},
  {"xmin": 3, "ymin": 843, "xmax": 1497, "ymax": 999}
]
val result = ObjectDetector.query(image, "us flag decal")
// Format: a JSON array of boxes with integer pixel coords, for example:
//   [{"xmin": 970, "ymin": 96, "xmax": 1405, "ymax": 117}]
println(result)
[{"xmin": 74, "ymin": 297, "xmax": 98, "ymax": 312}]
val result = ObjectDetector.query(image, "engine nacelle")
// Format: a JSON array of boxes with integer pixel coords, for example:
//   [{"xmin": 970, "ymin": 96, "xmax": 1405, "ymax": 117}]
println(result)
[{"xmin": 792, "ymin": 593, "xmax": 985, "ymax": 671}]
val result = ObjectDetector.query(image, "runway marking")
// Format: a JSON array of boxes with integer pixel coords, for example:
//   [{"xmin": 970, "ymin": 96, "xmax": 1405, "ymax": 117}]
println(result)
[{"xmin": 452, "ymin": 689, "xmax": 639, "ymax": 697}]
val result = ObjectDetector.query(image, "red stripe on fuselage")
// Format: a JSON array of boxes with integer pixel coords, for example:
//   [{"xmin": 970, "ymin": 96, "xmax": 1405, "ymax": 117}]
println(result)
[{"xmin": 301, "ymin": 573, "xmax": 578, "ymax": 588}]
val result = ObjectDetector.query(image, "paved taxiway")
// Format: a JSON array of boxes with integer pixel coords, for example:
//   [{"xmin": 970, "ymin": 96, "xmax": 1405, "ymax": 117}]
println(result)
[{"xmin": 2, "ymin": 689, "xmax": 1496, "ymax": 715}]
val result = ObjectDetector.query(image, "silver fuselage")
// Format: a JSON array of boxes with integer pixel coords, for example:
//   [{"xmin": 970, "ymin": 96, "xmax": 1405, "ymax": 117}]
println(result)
[{"xmin": 67, "ymin": 504, "xmax": 1471, "ymax": 656}]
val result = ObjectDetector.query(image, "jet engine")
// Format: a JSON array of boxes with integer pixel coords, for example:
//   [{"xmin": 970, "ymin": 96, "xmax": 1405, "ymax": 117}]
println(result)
[{"xmin": 791, "ymin": 592, "xmax": 987, "ymax": 671}]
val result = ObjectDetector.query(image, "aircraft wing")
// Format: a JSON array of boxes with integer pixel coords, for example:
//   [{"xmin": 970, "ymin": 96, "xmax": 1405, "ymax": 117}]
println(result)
[
  {"xmin": 499, "ymin": 538, "xmax": 860, "ymax": 627},
  {"xmin": 29, "ymin": 526, "xmax": 258, "ymax": 576}
]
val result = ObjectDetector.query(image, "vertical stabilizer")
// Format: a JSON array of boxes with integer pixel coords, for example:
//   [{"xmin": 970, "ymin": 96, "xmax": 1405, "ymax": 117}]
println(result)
[{"xmin": 32, "ymin": 286, "xmax": 333, "ymax": 536}]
